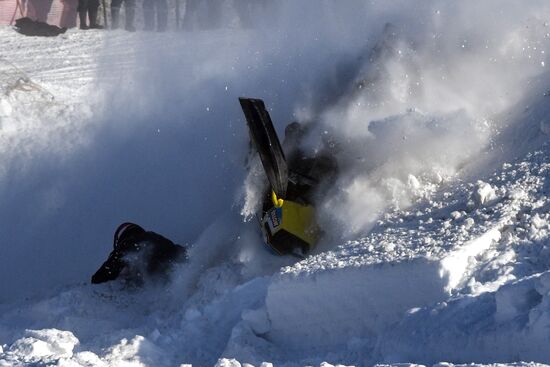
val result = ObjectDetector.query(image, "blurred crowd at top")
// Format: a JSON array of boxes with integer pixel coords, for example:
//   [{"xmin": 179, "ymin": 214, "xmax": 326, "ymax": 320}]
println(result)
[{"xmin": 0, "ymin": 0, "xmax": 273, "ymax": 32}]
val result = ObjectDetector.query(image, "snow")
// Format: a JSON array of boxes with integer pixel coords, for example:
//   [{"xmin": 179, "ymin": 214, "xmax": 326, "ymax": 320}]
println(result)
[
  {"xmin": 5, "ymin": 329, "xmax": 79, "ymax": 364},
  {"xmin": 1, "ymin": 1, "xmax": 550, "ymax": 366}
]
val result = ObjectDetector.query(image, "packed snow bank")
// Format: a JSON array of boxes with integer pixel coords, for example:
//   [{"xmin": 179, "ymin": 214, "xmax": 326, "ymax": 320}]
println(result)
[
  {"xmin": 257, "ymin": 140, "xmax": 549, "ymax": 364},
  {"xmin": 266, "ymin": 257, "xmax": 447, "ymax": 350},
  {"xmin": 263, "ymin": 226, "xmax": 504, "ymax": 354}
]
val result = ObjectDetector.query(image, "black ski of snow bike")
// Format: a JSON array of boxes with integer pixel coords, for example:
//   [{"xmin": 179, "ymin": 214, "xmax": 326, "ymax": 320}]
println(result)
[{"xmin": 239, "ymin": 97, "xmax": 288, "ymax": 198}]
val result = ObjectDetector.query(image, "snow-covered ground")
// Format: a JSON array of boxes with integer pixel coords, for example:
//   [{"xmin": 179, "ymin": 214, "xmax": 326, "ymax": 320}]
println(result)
[{"xmin": 1, "ymin": 1, "xmax": 550, "ymax": 366}]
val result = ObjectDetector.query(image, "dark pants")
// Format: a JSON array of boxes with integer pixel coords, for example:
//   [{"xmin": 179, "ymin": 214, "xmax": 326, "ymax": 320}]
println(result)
[
  {"xmin": 77, "ymin": 0, "xmax": 99, "ymax": 12},
  {"xmin": 143, "ymin": 0, "xmax": 168, "ymax": 31},
  {"xmin": 78, "ymin": 0, "xmax": 100, "ymax": 27},
  {"xmin": 111, "ymin": 0, "xmax": 135, "ymax": 8}
]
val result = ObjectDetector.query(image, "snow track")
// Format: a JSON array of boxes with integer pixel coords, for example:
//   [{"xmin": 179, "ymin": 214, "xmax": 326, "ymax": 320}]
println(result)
[{"xmin": 0, "ymin": 30, "xmax": 103, "ymax": 92}]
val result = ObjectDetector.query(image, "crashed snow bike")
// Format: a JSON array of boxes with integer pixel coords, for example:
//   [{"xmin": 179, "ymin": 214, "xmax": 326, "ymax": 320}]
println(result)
[
  {"xmin": 91, "ymin": 98, "xmax": 333, "ymax": 285},
  {"xmin": 240, "ymin": 97, "xmax": 336, "ymax": 257}
]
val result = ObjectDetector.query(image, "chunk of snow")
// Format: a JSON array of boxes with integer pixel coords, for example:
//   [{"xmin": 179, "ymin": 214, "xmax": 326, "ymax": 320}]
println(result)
[
  {"xmin": 440, "ymin": 228, "xmax": 501, "ymax": 292},
  {"xmin": 72, "ymin": 351, "xmax": 105, "ymax": 367},
  {"xmin": 463, "ymin": 217, "xmax": 475, "ymax": 229},
  {"xmin": 320, "ymin": 363, "xmax": 354, "ymax": 367},
  {"xmin": 472, "ymin": 181, "xmax": 498, "ymax": 206},
  {"xmin": 407, "ymin": 174, "xmax": 421, "ymax": 190},
  {"xmin": 103, "ymin": 336, "xmax": 167, "ymax": 366},
  {"xmin": 0, "ymin": 98, "xmax": 12, "ymax": 117},
  {"xmin": 450, "ymin": 211, "xmax": 462, "ymax": 220},
  {"xmin": 531, "ymin": 213, "xmax": 547, "ymax": 229},
  {"xmin": 215, "ymin": 358, "xmax": 242, "ymax": 367},
  {"xmin": 8, "ymin": 329, "xmax": 78, "ymax": 363}
]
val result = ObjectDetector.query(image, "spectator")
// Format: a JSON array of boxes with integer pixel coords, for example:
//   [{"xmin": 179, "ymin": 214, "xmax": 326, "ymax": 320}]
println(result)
[
  {"xmin": 26, "ymin": 0, "xmax": 54, "ymax": 23},
  {"xmin": 78, "ymin": 0, "xmax": 103, "ymax": 29},
  {"xmin": 143, "ymin": 0, "xmax": 168, "ymax": 32},
  {"xmin": 111, "ymin": 0, "xmax": 135, "ymax": 31},
  {"xmin": 60, "ymin": 0, "xmax": 78, "ymax": 29}
]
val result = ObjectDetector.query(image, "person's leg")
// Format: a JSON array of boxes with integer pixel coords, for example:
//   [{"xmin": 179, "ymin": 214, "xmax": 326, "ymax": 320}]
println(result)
[
  {"xmin": 182, "ymin": 0, "xmax": 198, "ymax": 30},
  {"xmin": 111, "ymin": 0, "xmax": 122, "ymax": 29},
  {"xmin": 60, "ymin": 0, "xmax": 78, "ymax": 28},
  {"xmin": 156, "ymin": 0, "xmax": 168, "ymax": 31},
  {"xmin": 88, "ymin": 0, "xmax": 103, "ymax": 28},
  {"xmin": 77, "ymin": 0, "xmax": 89, "ymax": 29},
  {"xmin": 33, "ymin": 0, "xmax": 54, "ymax": 23},
  {"xmin": 142, "ymin": 0, "xmax": 154, "ymax": 31},
  {"xmin": 125, "ymin": 0, "xmax": 136, "ymax": 31}
]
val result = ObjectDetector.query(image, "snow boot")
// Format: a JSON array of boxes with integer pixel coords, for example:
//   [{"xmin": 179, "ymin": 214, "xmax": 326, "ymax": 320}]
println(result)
[{"xmin": 88, "ymin": 7, "xmax": 104, "ymax": 29}]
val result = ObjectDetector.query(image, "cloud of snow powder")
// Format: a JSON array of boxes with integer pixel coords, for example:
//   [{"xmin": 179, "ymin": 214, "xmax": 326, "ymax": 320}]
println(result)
[{"xmin": 295, "ymin": 1, "xmax": 550, "ymax": 240}]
